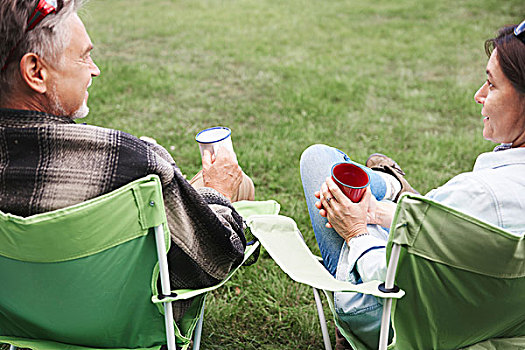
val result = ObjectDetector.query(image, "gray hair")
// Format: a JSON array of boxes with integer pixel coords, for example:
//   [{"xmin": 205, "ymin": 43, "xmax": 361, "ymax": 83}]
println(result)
[{"xmin": 0, "ymin": 0, "xmax": 85, "ymax": 102}]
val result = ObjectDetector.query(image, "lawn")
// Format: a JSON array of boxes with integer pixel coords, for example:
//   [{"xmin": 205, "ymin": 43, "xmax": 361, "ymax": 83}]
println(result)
[{"xmin": 76, "ymin": 0, "xmax": 524, "ymax": 348}]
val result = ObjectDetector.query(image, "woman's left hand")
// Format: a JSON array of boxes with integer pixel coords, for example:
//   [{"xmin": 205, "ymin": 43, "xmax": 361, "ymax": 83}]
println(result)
[{"xmin": 314, "ymin": 177, "xmax": 370, "ymax": 243}]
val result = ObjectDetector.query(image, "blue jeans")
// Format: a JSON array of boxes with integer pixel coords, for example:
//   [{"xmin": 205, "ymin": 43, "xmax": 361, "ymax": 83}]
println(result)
[
  {"xmin": 300, "ymin": 144, "xmax": 391, "ymax": 347},
  {"xmin": 299, "ymin": 144, "xmax": 387, "ymax": 277}
]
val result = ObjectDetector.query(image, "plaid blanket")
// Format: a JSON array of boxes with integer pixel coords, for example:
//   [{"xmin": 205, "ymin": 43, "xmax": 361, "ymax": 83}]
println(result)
[{"xmin": 0, "ymin": 108, "xmax": 246, "ymax": 317}]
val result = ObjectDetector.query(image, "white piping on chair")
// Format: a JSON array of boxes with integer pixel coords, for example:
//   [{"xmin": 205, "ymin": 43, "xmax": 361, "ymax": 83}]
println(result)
[
  {"xmin": 192, "ymin": 297, "xmax": 206, "ymax": 350},
  {"xmin": 154, "ymin": 224, "xmax": 177, "ymax": 350},
  {"xmin": 378, "ymin": 243, "xmax": 401, "ymax": 350},
  {"xmin": 313, "ymin": 287, "xmax": 333, "ymax": 350}
]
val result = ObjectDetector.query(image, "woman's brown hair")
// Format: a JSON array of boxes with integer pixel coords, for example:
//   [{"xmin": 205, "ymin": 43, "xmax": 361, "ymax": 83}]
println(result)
[{"xmin": 485, "ymin": 24, "xmax": 525, "ymax": 94}]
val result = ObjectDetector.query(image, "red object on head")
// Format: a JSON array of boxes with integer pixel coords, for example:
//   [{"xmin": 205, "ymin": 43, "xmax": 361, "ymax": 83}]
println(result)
[
  {"xmin": 1, "ymin": 0, "xmax": 58, "ymax": 71},
  {"xmin": 27, "ymin": 0, "xmax": 57, "ymax": 31}
]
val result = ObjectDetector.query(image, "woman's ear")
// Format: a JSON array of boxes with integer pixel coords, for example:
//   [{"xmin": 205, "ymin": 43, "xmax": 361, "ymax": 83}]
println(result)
[{"xmin": 19, "ymin": 53, "xmax": 49, "ymax": 94}]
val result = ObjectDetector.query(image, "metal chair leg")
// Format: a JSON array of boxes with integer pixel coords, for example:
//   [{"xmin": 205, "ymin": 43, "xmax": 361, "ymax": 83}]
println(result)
[
  {"xmin": 378, "ymin": 243, "xmax": 401, "ymax": 350},
  {"xmin": 193, "ymin": 297, "xmax": 206, "ymax": 350},
  {"xmin": 313, "ymin": 287, "xmax": 333, "ymax": 350},
  {"xmin": 154, "ymin": 224, "xmax": 176, "ymax": 350}
]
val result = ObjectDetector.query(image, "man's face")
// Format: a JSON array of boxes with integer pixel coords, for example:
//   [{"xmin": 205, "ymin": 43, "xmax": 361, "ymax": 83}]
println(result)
[{"xmin": 47, "ymin": 14, "xmax": 100, "ymax": 119}]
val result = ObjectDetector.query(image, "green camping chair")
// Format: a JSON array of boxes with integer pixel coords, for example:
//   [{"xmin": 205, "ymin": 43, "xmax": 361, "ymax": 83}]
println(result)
[
  {"xmin": 0, "ymin": 175, "xmax": 276, "ymax": 350},
  {"xmin": 248, "ymin": 193, "xmax": 525, "ymax": 350}
]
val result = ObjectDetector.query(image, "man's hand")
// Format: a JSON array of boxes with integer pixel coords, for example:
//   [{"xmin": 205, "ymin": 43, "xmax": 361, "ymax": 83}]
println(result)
[
  {"xmin": 201, "ymin": 147, "xmax": 242, "ymax": 201},
  {"xmin": 139, "ymin": 136, "xmax": 158, "ymax": 144}
]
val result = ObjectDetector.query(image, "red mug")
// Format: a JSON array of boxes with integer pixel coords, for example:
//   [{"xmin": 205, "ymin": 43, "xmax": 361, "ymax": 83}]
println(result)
[{"xmin": 331, "ymin": 162, "xmax": 370, "ymax": 202}]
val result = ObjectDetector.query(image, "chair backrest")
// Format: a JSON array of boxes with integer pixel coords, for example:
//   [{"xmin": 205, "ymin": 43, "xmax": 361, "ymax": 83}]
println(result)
[
  {"xmin": 387, "ymin": 194, "xmax": 525, "ymax": 349},
  {"xmin": 0, "ymin": 175, "xmax": 177, "ymax": 350}
]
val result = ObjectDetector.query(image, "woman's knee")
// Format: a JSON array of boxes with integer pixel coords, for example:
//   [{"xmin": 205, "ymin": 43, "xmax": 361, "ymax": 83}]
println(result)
[
  {"xmin": 300, "ymin": 144, "xmax": 337, "ymax": 169},
  {"xmin": 301, "ymin": 144, "xmax": 328, "ymax": 162}
]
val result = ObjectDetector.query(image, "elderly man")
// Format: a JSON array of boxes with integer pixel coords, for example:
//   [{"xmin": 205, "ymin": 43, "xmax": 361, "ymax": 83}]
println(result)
[{"xmin": 0, "ymin": 0, "xmax": 254, "ymax": 319}]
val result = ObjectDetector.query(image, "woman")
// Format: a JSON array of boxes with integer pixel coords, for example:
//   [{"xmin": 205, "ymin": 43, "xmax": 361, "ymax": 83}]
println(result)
[{"xmin": 300, "ymin": 20, "xmax": 525, "ymax": 348}]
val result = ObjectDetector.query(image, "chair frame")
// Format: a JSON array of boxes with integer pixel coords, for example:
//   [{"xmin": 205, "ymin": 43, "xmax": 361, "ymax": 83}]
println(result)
[
  {"xmin": 155, "ymin": 222, "xmax": 209, "ymax": 350},
  {"xmin": 311, "ymin": 243, "xmax": 401, "ymax": 350},
  {"xmin": 313, "ymin": 287, "xmax": 332, "ymax": 350},
  {"xmin": 154, "ymin": 223, "xmax": 177, "ymax": 350}
]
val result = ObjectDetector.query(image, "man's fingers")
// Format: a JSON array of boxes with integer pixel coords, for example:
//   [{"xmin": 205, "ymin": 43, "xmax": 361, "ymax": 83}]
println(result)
[
  {"xmin": 214, "ymin": 145, "xmax": 237, "ymax": 163},
  {"xmin": 202, "ymin": 150, "xmax": 213, "ymax": 168}
]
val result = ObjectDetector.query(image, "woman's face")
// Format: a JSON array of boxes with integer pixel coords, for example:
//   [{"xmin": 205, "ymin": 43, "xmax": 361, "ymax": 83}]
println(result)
[{"xmin": 474, "ymin": 49, "xmax": 525, "ymax": 146}]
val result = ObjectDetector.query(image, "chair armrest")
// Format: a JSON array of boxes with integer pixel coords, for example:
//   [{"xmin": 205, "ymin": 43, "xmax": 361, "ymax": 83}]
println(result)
[
  {"xmin": 248, "ymin": 214, "xmax": 404, "ymax": 299},
  {"xmin": 151, "ymin": 242, "xmax": 260, "ymax": 303}
]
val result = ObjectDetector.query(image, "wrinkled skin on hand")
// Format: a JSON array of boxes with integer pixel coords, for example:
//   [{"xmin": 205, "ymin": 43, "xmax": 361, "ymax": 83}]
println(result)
[
  {"xmin": 201, "ymin": 147, "xmax": 243, "ymax": 201},
  {"xmin": 314, "ymin": 177, "xmax": 370, "ymax": 243},
  {"xmin": 365, "ymin": 192, "xmax": 396, "ymax": 229}
]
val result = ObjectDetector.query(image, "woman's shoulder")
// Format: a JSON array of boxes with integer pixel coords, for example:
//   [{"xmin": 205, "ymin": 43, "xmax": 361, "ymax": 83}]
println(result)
[
  {"xmin": 426, "ymin": 165, "xmax": 525, "ymax": 232},
  {"xmin": 425, "ymin": 171, "xmax": 493, "ymax": 208}
]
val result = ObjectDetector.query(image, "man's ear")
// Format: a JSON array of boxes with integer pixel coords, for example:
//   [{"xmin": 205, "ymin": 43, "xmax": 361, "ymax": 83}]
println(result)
[{"xmin": 19, "ymin": 53, "xmax": 50, "ymax": 94}]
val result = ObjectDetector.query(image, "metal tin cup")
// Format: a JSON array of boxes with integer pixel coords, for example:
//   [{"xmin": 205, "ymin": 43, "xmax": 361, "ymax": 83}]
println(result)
[
  {"xmin": 331, "ymin": 162, "xmax": 370, "ymax": 202},
  {"xmin": 195, "ymin": 126, "xmax": 234, "ymax": 159}
]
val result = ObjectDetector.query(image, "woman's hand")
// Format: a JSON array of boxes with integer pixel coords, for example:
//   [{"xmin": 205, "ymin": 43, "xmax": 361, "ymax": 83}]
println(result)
[
  {"xmin": 370, "ymin": 200, "xmax": 396, "ymax": 229},
  {"xmin": 314, "ymin": 177, "xmax": 370, "ymax": 243},
  {"xmin": 365, "ymin": 193, "xmax": 396, "ymax": 229}
]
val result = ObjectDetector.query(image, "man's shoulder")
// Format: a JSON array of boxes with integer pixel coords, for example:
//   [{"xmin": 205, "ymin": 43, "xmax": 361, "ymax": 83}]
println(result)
[{"xmin": 52, "ymin": 122, "xmax": 145, "ymax": 148}]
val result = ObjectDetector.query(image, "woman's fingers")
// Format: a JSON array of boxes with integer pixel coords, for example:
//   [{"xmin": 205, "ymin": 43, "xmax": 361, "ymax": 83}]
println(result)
[
  {"xmin": 317, "ymin": 177, "xmax": 372, "ymax": 241},
  {"xmin": 317, "ymin": 177, "xmax": 353, "ymax": 229},
  {"xmin": 325, "ymin": 177, "xmax": 348, "ymax": 204},
  {"xmin": 319, "ymin": 179, "xmax": 341, "ymax": 226},
  {"xmin": 362, "ymin": 187, "xmax": 372, "ymax": 204},
  {"xmin": 320, "ymin": 181, "xmax": 334, "ymax": 207}
]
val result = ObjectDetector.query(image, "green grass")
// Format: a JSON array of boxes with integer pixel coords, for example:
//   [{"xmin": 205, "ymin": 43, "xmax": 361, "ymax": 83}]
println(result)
[{"xmin": 77, "ymin": 0, "xmax": 525, "ymax": 348}]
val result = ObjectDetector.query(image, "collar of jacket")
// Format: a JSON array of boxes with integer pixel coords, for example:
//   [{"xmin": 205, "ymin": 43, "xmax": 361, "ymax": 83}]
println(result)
[{"xmin": 0, "ymin": 108, "xmax": 75, "ymax": 127}]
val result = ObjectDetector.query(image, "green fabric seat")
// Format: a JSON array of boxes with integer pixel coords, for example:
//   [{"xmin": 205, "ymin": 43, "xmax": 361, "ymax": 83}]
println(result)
[
  {"xmin": 0, "ymin": 175, "xmax": 278, "ymax": 350},
  {"xmin": 383, "ymin": 193, "xmax": 525, "ymax": 350},
  {"xmin": 248, "ymin": 193, "xmax": 525, "ymax": 350}
]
